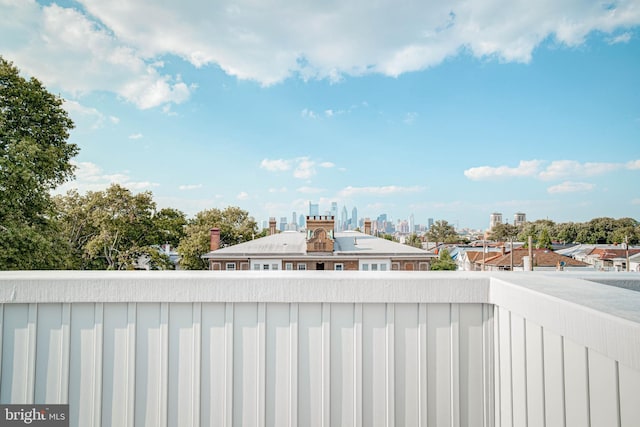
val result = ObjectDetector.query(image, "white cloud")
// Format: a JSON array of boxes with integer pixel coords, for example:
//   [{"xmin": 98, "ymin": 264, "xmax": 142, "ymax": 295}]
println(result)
[
  {"xmin": 296, "ymin": 186, "xmax": 325, "ymax": 194},
  {"xmin": 464, "ymin": 160, "xmax": 543, "ymax": 180},
  {"xmin": 608, "ymin": 32, "xmax": 632, "ymax": 44},
  {"xmin": 547, "ymin": 181, "xmax": 595, "ymax": 194},
  {"xmin": 62, "ymin": 100, "xmax": 109, "ymax": 129},
  {"xmin": 538, "ymin": 160, "xmax": 620, "ymax": 180},
  {"xmin": 237, "ymin": 191, "xmax": 249, "ymax": 200},
  {"xmin": 179, "ymin": 184, "xmax": 203, "ymax": 191},
  {"xmin": 403, "ymin": 112, "xmax": 418, "ymax": 124},
  {"xmin": 293, "ymin": 158, "xmax": 316, "ymax": 179},
  {"xmin": 301, "ymin": 108, "xmax": 319, "ymax": 119},
  {"xmin": 465, "ymin": 159, "xmax": 640, "ymax": 181},
  {"xmin": 260, "ymin": 158, "xmax": 291, "ymax": 172},
  {"xmin": 268, "ymin": 187, "xmax": 288, "ymax": 193},
  {"xmin": 262, "ymin": 157, "xmax": 329, "ymax": 180},
  {"xmin": 627, "ymin": 160, "xmax": 640, "ymax": 170},
  {"xmin": 4, "ymin": 0, "xmax": 638, "ymax": 91},
  {"xmin": 54, "ymin": 161, "xmax": 159, "ymax": 194},
  {"xmin": 129, "ymin": 133, "xmax": 143, "ymax": 140},
  {"xmin": 339, "ymin": 185, "xmax": 425, "ymax": 197},
  {"xmin": 1, "ymin": 2, "xmax": 193, "ymax": 109}
]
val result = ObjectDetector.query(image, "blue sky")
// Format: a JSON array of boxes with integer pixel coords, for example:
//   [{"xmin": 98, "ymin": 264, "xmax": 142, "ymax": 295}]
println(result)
[{"xmin": 1, "ymin": 0, "xmax": 639, "ymax": 230}]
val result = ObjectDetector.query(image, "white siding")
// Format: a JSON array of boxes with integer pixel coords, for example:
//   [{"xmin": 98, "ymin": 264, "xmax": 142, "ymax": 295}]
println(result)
[{"xmin": 0, "ymin": 271, "xmax": 639, "ymax": 427}]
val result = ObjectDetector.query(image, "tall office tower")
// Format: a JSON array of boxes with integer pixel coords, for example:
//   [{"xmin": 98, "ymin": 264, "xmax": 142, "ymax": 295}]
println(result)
[
  {"xmin": 490, "ymin": 212, "xmax": 503, "ymax": 230},
  {"xmin": 428, "ymin": 218, "xmax": 434, "ymax": 229},
  {"xmin": 351, "ymin": 206, "xmax": 358, "ymax": 231},
  {"xmin": 409, "ymin": 214, "xmax": 415, "ymax": 233},
  {"xmin": 292, "ymin": 211, "xmax": 297, "ymax": 225},
  {"xmin": 299, "ymin": 214, "xmax": 305, "ymax": 229},
  {"xmin": 279, "ymin": 217, "xmax": 287, "ymax": 232},
  {"xmin": 309, "ymin": 201, "xmax": 319, "ymax": 217},
  {"xmin": 514, "ymin": 212, "xmax": 527, "ymax": 227},
  {"xmin": 331, "ymin": 202, "xmax": 338, "ymax": 220},
  {"xmin": 341, "ymin": 206, "xmax": 348, "ymax": 231}
]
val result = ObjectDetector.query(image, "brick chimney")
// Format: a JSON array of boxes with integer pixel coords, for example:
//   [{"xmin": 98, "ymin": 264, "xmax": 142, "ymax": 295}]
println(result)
[
  {"xmin": 364, "ymin": 219, "xmax": 372, "ymax": 235},
  {"xmin": 269, "ymin": 217, "xmax": 277, "ymax": 235},
  {"xmin": 210, "ymin": 228, "xmax": 220, "ymax": 251}
]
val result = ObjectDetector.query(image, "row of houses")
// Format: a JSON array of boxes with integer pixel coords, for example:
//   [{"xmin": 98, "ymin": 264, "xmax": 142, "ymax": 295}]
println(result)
[
  {"xmin": 202, "ymin": 216, "xmax": 436, "ymax": 271},
  {"xmin": 201, "ymin": 214, "xmax": 640, "ymax": 273},
  {"xmin": 453, "ymin": 243, "xmax": 640, "ymax": 272}
]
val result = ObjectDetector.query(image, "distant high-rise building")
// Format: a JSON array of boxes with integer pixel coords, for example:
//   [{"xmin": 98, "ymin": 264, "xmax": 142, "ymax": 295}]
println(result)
[
  {"xmin": 341, "ymin": 206, "xmax": 348, "ymax": 231},
  {"xmin": 490, "ymin": 212, "xmax": 503, "ymax": 230},
  {"xmin": 331, "ymin": 202, "xmax": 338, "ymax": 221},
  {"xmin": 428, "ymin": 218, "xmax": 434, "ymax": 229},
  {"xmin": 279, "ymin": 217, "xmax": 287, "ymax": 232},
  {"xmin": 309, "ymin": 201, "xmax": 319, "ymax": 217},
  {"xmin": 299, "ymin": 214, "xmax": 305, "ymax": 229},
  {"xmin": 409, "ymin": 214, "xmax": 415, "ymax": 233},
  {"xmin": 514, "ymin": 212, "xmax": 527, "ymax": 227},
  {"xmin": 351, "ymin": 206, "xmax": 358, "ymax": 231}
]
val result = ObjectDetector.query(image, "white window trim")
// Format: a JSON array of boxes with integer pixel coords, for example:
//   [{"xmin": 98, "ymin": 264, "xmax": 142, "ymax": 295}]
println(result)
[{"xmin": 225, "ymin": 263, "xmax": 236, "ymax": 271}]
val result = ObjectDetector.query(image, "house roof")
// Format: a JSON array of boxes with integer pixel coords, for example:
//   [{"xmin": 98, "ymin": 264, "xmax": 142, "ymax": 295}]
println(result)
[
  {"xmin": 588, "ymin": 248, "xmax": 640, "ymax": 260},
  {"xmin": 556, "ymin": 244, "xmax": 640, "ymax": 258},
  {"xmin": 482, "ymin": 248, "xmax": 589, "ymax": 268},
  {"xmin": 202, "ymin": 230, "xmax": 434, "ymax": 259}
]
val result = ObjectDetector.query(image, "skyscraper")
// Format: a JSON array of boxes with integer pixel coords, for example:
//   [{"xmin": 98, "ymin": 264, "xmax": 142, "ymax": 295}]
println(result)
[
  {"xmin": 331, "ymin": 202, "xmax": 338, "ymax": 218},
  {"xmin": 341, "ymin": 206, "xmax": 348, "ymax": 231},
  {"xmin": 351, "ymin": 206, "xmax": 358, "ymax": 231},
  {"xmin": 309, "ymin": 201, "xmax": 319, "ymax": 217}
]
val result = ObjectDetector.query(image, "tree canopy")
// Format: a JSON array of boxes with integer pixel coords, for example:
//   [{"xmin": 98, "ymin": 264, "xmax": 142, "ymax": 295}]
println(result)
[
  {"xmin": 0, "ymin": 56, "xmax": 78, "ymax": 269},
  {"xmin": 425, "ymin": 220, "xmax": 458, "ymax": 246},
  {"xmin": 488, "ymin": 223, "xmax": 520, "ymax": 242},
  {"xmin": 430, "ymin": 248, "xmax": 457, "ymax": 271},
  {"xmin": 178, "ymin": 207, "xmax": 258, "ymax": 270},
  {"xmin": 54, "ymin": 185, "xmax": 181, "ymax": 270}
]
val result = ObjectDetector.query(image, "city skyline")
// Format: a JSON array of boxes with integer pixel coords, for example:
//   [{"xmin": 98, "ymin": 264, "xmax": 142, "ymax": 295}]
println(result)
[{"xmin": 1, "ymin": 1, "xmax": 639, "ymax": 230}]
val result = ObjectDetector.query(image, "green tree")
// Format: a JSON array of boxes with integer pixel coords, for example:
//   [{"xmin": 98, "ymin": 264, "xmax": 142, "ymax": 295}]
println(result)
[
  {"xmin": 405, "ymin": 233, "xmax": 423, "ymax": 248},
  {"xmin": 425, "ymin": 220, "xmax": 458, "ymax": 247},
  {"xmin": 537, "ymin": 228, "xmax": 553, "ymax": 249},
  {"xmin": 430, "ymin": 248, "xmax": 457, "ymax": 271},
  {"xmin": 151, "ymin": 207, "xmax": 187, "ymax": 248},
  {"xmin": 54, "ymin": 184, "xmax": 173, "ymax": 270},
  {"xmin": 0, "ymin": 57, "xmax": 78, "ymax": 269},
  {"xmin": 488, "ymin": 223, "xmax": 520, "ymax": 242},
  {"xmin": 178, "ymin": 206, "xmax": 258, "ymax": 270}
]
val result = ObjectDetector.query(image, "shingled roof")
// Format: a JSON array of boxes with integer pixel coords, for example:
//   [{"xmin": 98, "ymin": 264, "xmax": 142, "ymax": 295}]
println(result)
[{"xmin": 482, "ymin": 248, "xmax": 589, "ymax": 268}]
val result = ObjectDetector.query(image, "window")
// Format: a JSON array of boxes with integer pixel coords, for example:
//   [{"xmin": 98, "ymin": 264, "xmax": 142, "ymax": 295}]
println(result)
[
  {"xmin": 371, "ymin": 264, "xmax": 378, "ymax": 271},
  {"xmin": 272, "ymin": 264, "xmax": 279, "ymax": 270},
  {"xmin": 362, "ymin": 264, "xmax": 369, "ymax": 271},
  {"xmin": 297, "ymin": 263, "xmax": 307, "ymax": 270},
  {"xmin": 263, "ymin": 264, "xmax": 270, "ymax": 270},
  {"xmin": 380, "ymin": 264, "xmax": 387, "ymax": 271},
  {"xmin": 253, "ymin": 264, "xmax": 260, "ymax": 270},
  {"xmin": 335, "ymin": 264, "xmax": 344, "ymax": 271},
  {"xmin": 225, "ymin": 263, "xmax": 236, "ymax": 271},
  {"xmin": 285, "ymin": 263, "xmax": 293, "ymax": 270}
]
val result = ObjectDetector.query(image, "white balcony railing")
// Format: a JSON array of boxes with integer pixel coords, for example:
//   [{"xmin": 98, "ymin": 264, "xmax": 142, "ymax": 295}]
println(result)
[{"xmin": 0, "ymin": 271, "xmax": 638, "ymax": 427}]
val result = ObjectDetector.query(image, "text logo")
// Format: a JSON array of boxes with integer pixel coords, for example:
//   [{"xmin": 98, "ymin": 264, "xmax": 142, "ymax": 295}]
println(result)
[{"xmin": 0, "ymin": 405, "xmax": 68, "ymax": 427}]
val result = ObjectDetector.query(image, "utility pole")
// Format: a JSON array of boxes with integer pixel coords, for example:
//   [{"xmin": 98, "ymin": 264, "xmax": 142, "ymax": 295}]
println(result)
[
  {"xmin": 510, "ymin": 236, "xmax": 514, "ymax": 271},
  {"xmin": 626, "ymin": 235, "xmax": 630, "ymax": 272},
  {"xmin": 528, "ymin": 235, "xmax": 533, "ymax": 271}
]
